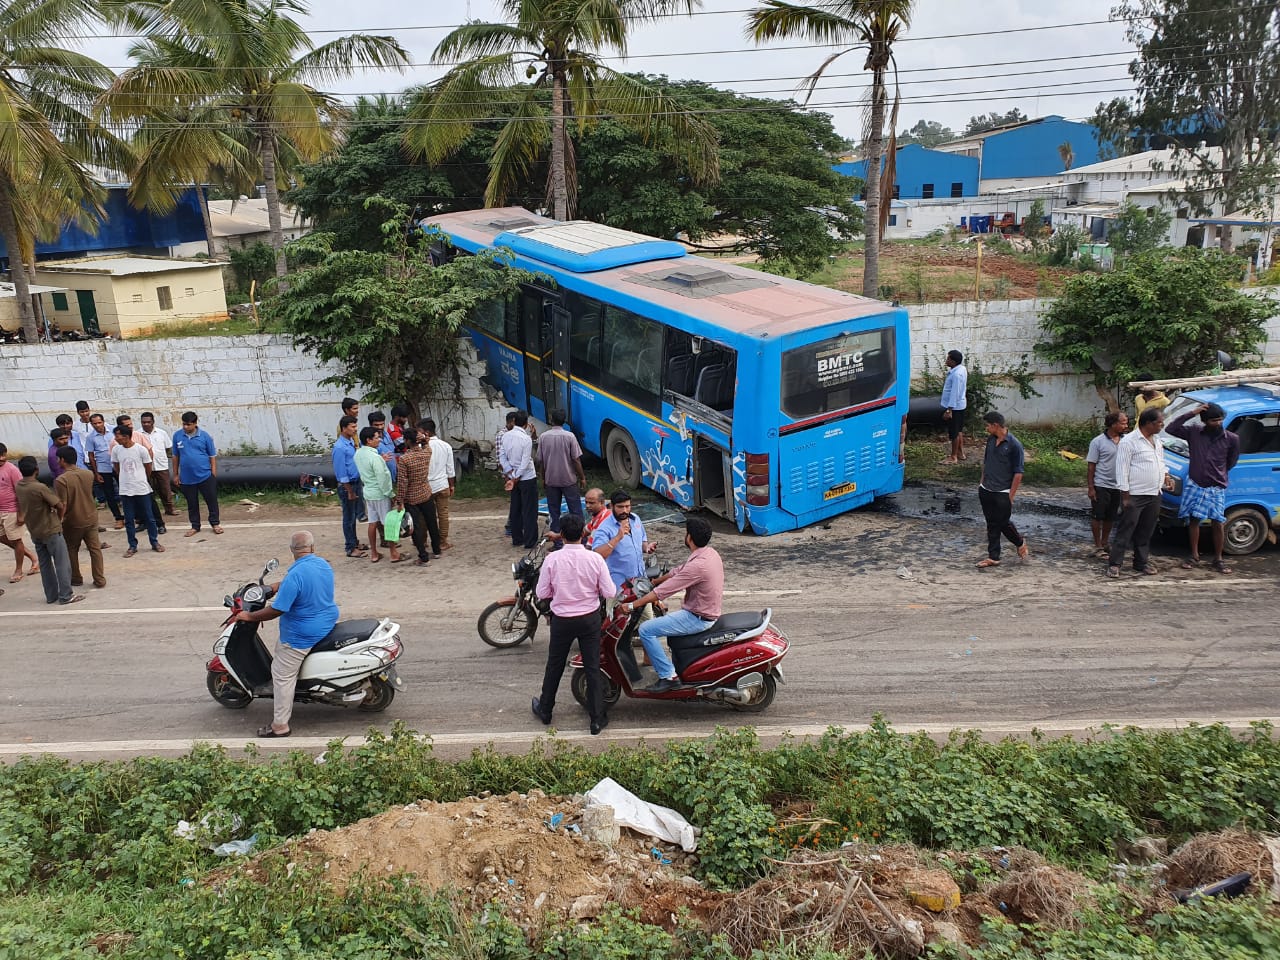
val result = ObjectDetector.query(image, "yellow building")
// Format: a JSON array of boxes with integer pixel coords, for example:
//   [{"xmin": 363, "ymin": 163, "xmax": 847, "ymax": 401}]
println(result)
[{"xmin": 31, "ymin": 256, "xmax": 229, "ymax": 338}]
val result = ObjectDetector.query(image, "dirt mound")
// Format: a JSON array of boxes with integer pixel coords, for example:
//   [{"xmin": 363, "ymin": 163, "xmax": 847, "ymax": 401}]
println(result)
[
  {"xmin": 224, "ymin": 789, "xmax": 695, "ymax": 930},
  {"xmin": 988, "ymin": 864, "xmax": 1095, "ymax": 928},
  {"xmin": 1165, "ymin": 829, "xmax": 1274, "ymax": 893}
]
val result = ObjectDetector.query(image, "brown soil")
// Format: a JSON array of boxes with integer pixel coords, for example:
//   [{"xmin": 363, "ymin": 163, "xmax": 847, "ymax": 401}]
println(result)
[
  {"xmin": 220, "ymin": 790, "xmax": 696, "ymax": 932},
  {"xmin": 840, "ymin": 243, "xmax": 1074, "ymax": 302}
]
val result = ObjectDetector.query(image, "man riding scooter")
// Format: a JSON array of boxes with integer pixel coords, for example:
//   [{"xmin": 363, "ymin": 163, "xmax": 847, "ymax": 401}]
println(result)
[
  {"xmin": 233, "ymin": 530, "xmax": 339, "ymax": 737},
  {"xmin": 617, "ymin": 516, "xmax": 723, "ymax": 692}
]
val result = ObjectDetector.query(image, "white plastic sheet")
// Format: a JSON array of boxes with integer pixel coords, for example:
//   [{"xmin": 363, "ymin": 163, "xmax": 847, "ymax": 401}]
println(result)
[{"xmin": 584, "ymin": 777, "xmax": 698, "ymax": 852}]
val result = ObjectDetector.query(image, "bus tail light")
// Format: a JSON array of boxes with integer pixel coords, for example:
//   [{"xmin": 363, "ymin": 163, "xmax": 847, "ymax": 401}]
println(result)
[
  {"xmin": 899, "ymin": 414, "xmax": 908, "ymax": 464},
  {"xmin": 745, "ymin": 453, "xmax": 770, "ymax": 506}
]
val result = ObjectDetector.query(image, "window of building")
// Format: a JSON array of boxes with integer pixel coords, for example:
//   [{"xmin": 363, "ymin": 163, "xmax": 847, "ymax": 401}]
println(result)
[
  {"xmin": 131, "ymin": 293, "xmax": 143, "ymax": 303},
  {"xmin": 922, "ymin": 183, "xmax": 935, "ymax": 199},
  {"xmin": 888, "ymin": 214, "xmax": 898, "ymax": 227},
  {"xmin": 951, "ymin": 182, "xmax": 964, "ymax": 198},
  {"xmin": 157, "ymin": 286, "xmax": 173, "ymax": 310},
  {"xmin": 892, "ymin": 185, "xmax": 901, "ymax": 200},
  {"xmin": 185, "ymin": 287, "xmax": 195, "ymax": 297},
  {"xmin": 51, "ymin": 292, "xmax": 68, "ymax": 311}
]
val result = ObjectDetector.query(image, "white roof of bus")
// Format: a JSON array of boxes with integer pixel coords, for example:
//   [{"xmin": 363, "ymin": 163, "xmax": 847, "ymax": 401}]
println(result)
[{"xmin": 426, "ymin": 207, "xmax": 895, "ymax": 339}]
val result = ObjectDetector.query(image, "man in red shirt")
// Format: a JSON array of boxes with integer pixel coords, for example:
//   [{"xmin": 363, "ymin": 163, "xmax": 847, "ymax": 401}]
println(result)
[{"xmin": 531, "ymin": 512, "xmax": 615, "ymax": 735}]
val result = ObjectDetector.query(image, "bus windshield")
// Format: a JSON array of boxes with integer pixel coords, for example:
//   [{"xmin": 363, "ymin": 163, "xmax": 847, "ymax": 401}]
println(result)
[{"xmin": 780, "ymin": 327, "xmax": 896, "ymax": 419}]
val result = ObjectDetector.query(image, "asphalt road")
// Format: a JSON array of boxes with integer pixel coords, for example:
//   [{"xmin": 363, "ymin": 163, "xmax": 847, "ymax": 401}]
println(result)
[{"xmin": 1, "ymin": 486, "xmax": 1277, "ymax": 760}]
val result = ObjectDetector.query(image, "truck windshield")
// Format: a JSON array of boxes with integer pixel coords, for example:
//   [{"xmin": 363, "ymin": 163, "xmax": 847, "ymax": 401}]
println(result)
[{"xmin": 1157, "ymin": 396, "xmax": 1203, "ymax": 457}]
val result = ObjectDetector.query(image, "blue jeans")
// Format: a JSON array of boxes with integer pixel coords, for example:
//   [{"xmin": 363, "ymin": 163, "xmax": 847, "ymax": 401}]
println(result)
[
  {"xmin": 121, "ymin": 494, "xmax": 159, "ymax": 550},
  {"xmin": 340, "ymin": 480, "xmax": 363, "ymax": 552},
  {"xmin": 545, "ymin": 484, "xmax": 582, "ymax": 534},
  {"xmin": 638, "ymin": 608, "xmax": 715, "ymax": 681}
]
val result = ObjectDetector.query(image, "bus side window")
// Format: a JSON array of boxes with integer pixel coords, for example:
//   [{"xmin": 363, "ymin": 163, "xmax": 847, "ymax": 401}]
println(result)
[
  {"xmin": 570, "ymin": 294, "xmax": 604, "ymax": 380},
  {"xmin": 470, "ymin": 297, "xmax": 511, "ymax": 341},
  {"xmin": 601, "ymin": 305, "xmax": 662, "ymax": 414}
]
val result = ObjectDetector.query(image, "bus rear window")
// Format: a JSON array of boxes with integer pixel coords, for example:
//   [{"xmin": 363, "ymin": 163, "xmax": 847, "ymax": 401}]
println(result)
[{"xmin": 780, "ymin": 328, "xmax": 895, "ymax": 419}]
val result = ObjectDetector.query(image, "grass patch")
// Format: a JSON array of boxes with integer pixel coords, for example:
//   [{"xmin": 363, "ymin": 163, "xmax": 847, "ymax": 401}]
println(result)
[
  {"xmin": 129, "ymin": 313, "xmax": 286, "ymax": 340},
  {"xmin": 212, "ymin": 481, "xmax": 337, "ymax": 510}
]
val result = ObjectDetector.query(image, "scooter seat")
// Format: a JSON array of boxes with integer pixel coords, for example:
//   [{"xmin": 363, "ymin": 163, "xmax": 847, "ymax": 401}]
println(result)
[
  {"xmin": 666, "ymin": 610, "xmax": 768, "ymax": 651},
  {"xmin": 310, "ymin": 618, "xmax": 380, "ymax": 652}
]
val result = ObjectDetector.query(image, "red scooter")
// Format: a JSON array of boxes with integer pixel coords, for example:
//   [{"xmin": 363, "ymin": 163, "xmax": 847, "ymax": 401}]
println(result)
[{"xmin": 569, "ymin": 570, "xmax": 789, "ymax": 712}]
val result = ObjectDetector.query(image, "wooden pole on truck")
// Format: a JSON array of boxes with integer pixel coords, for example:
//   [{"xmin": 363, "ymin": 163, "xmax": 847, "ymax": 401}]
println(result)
[{"xmin": 1128, "ymin": 367, "xmax": 1280, "ymax": 392}]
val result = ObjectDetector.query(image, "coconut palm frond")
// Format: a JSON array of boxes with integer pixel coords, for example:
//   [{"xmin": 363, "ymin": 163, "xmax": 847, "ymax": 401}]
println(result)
[
  {"xmin": 747, "ymin": 1, "xmax": 856, "ymax": 45},
  {"xmin": 487, "ymin": 90, "xmax": 551, "ymax": 208},
  {"xmin": 406, "ymin": 56, "xmax": 528, "ymax": 162},
  {"xmin": 432, "ymin": 22, "xmax": 541, "ymax": 65},
  {"xmin": 288, "ymin": 34, "xmax": 410, "ymax": 84},
  {"xmin": 589, "ymin": 70, "xmax": 720, "ymax": 185}
]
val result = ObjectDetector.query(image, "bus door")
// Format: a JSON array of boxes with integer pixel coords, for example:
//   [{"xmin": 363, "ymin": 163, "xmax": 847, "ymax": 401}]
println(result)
[
  {"xmin": 517, "ymin": 286, "xmax": 560, "ymax": 421},
  {"xmin": 548, "ymin": 305, "xmax": 571, "ymax": 417}
]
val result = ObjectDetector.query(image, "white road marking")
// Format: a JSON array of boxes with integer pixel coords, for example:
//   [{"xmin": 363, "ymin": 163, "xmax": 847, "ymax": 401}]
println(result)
[
  {"xmin": 724, "ymin": 589, "xmax": 804, "ymax": 597},
  {"xmin": 0, "ymin": 606, "xmax": 225, "ymax": 618},
  {"xmin": 216, "ymin": 516, "xmax": 509, "ymax": 528},
  {"xmin": 5, "ymin": 717, "xmax": 1278, "ymax": 757}
]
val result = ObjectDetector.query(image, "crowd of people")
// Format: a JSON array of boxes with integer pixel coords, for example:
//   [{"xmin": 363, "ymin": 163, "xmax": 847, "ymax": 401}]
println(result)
[
  {"xmin": 0, "ymin": 402, "xmax": 222, "ymax": 605},
  {"xmin": 940, "ymin": 352, "xmax": 1241, "ymax": 576}
]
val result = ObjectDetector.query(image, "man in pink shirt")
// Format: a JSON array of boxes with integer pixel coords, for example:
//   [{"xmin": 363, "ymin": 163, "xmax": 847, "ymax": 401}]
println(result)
[
  {"xmin": 621, "ymin": 516, "xmax": 724, "ymax": 692},
  {"xmin": 0, "ymin": 442, "xmax": 39, "ymax": 585},
  {"xmin": 531, "ymin": 512, "xmax": 616, "ymax": 735}
]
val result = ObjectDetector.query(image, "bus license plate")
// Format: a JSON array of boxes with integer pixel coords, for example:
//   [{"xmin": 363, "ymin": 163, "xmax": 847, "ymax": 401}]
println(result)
[{"xmin": 824, "ymin": 481, "xmax": 857, "ymax": 501}]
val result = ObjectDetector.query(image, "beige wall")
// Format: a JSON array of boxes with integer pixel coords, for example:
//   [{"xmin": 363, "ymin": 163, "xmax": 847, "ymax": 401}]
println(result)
[{"xmin": 33, "ymin": 265, "xmax": 228, "ymax": 338}]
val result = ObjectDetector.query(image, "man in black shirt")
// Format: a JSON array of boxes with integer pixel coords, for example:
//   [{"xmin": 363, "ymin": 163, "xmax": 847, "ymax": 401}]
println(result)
[{"xmin": 976, "ymin": 411, "xmax": 1029, "ymax": 568}]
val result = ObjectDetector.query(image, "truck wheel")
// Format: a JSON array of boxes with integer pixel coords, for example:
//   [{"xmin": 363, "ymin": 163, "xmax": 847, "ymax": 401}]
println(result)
[
  {"xmin": 1223, "ymin": 507, "xmax": 1269, "ymax": 555},
  {"xmin": 605, "ymin": 427, "xmax": 642, "ymax": 488}
]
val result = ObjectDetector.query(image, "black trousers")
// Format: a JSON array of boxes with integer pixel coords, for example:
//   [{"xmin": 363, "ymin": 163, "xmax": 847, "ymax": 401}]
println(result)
[
  {"xmin": 180, "ymin": 475, "xmax": 220, "ymax": 529},
  {"xmin": 1109, "ymin": 494, "xmax": 1160, "ymax": 570},
  {"xmin": 406, "ymin": 498, "xmax": 441, "ymax": 560},
  {"xmin": 978, "ymin": 486, "xmax": 1024, "ymax": 560},
  {"xmin": 539, "ymin": 610, "xmax": 605, "ymax": 725},
  {"xmin": 510, "ymin": 477, "xmax": 539, "ymax": 548},
  {"xmin": 96, "ymin": 471, "xmax": 122, "ymax": 520}
]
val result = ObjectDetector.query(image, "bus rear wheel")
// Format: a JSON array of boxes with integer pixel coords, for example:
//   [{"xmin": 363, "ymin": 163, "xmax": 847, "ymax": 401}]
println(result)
[{"xmin": 605, "ymin": 427, "xmax": 642, "ymax": 488}]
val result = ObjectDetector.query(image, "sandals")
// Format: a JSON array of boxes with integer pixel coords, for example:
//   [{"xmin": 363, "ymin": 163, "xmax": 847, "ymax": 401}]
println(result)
[
  {"xmin": 369, "ymin": 554, "xmax": 382, "ymax": 564},
  {"xmin": 212, "ymin": 526, "xmax": 224, "ymax": 535},
  {"xmin": 1211, "ymin": 559, "xmax": 1234, "ymax": 575},
  {"xmin": 1180, "ymin": 558, "xmax": 1200, "ymax": 569},
  {"xmin": 346, "ymin": 548, "xmax": 369, "ymax": 559},
  {"xmin": 256, "ymin": 726, "xmax": 290, "ymax": 738},
  {"xmin": 976, "ymin": 558, "xmax": 1000, "ymax": 568},
  {"xmin": 1017, "ymin": 543, "xmax": 1030, "ymax": 560},
  {"xmin": 1106, "ymin": 566, "xmax": 1120, "ymax": 578}
]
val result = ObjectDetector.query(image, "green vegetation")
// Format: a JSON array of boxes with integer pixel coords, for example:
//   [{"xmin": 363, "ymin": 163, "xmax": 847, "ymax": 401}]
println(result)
[
  {"xmin": 1037, "ymin": 248, "xmax": 1274, "ymax": 412},
  {"xmin": 4, "ymin": 722, "xmax": 1280, "ymax": 955},
  {"xmin": 129, "ymin": 313, "xmax": 285, "ymax": 340}
]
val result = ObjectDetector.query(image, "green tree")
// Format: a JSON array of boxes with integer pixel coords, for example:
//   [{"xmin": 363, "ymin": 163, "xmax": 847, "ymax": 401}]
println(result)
[
  {"xmin": 1036, "ymin": 248, "xmax": 1272, "ymax": 411},
  {"xmin": 1092, "ymin": 0, "xmax": 1280, "ymax": 253},
  {"xmin": 0, "ymin": 0, "xmax": 131, "ymax": 341},
  {"xmin": 963, "ymin": 108, "xmax": 1028, "ymax": 136},
  {"xmin": 749, "ymin": 0, "xmax": 915, "ymax": 299},
  {"xmin": 1105, "ymin": 200, "xmax": 1173, "ymax": 256},
  {"xmin": 407, "ymin": 0, "xmax": 719, "ymax": 222},
  {"xmin": 576, "ymin": 79, "xmax": 861, "ymax": 274},
  {"xmin": 898, "ymin": 118, "xmax": 954, "ymax": 148},
  {"xmin": 267, "ymin": 199, "xmax": 538, "ymax": 417},
  {"xmin": 287, "ymin": 95, "xmax": 540, "ymax": 251},
  {"xmin": 101, "ymin": 0, "xmax": 410, "ymax": 279}
]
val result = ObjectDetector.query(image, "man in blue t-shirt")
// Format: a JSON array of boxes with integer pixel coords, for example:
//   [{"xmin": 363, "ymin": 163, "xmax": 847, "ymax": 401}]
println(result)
[
  {"xmin": 171, "ymin": 411, "xmax": 221, "ymax": 535},
  {"xmin": 233, "ymin": 530, "xmax": 340, "ymax": 737}
]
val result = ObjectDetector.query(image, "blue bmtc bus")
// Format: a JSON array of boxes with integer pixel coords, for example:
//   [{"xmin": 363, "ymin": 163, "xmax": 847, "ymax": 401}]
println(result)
[{"xmin": 427, "ymin": 207, "xmax": 910, "ymax": 535}]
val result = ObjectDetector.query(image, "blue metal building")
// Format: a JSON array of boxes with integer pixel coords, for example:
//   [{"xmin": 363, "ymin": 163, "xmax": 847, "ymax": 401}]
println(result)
[
  {"xmin": 938, "ymin": 116, "xmax": 1101, "ymax": 182},
  {"xmin": 833, "ymin": 144, "xmax": 979, "ymax": 200},
  {"xmin": 0, "ymin": 184, "xmax": 208, "ymax": 264}
]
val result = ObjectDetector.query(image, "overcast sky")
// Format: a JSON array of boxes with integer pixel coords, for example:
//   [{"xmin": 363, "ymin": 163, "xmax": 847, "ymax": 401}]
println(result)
[{"xmin": 83, "ymin": 0, "xmax": 1134, "ymax": 141}]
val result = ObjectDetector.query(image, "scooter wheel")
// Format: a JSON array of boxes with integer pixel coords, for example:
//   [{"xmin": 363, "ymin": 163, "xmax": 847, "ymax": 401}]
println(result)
[
  {"xmin": 728, "ymin": 672, "xmax": 777, "ymax": 713},
  {"xmin": 571, "ymin": 669, "xmax": 621, "ymax": 709},
  {"xmin": 206, "ymin": 671, "xmax": 252, "ymax": 709},
  {"xmin": 477, "ymin": 599, "xmax": 537, "ymax": 648},
  {"xmin": 358, "ymin": 677, "xmax": 396, "ymax": 713}
]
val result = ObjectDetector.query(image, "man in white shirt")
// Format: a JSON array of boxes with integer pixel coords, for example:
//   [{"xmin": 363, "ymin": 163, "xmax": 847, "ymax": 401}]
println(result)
[
  {"xmin": 500, "ymin": 410, "xmax": 539, "ymax": 549},
  {"xmin": 420, "ymin": 418, "xmax": 457, "ymax": 549},
  {"xmin": 1107, "ymin": 407, "xmax": 1166, "ymax": 578},
  {"xmin": 139, "ymin": 412, "xmax": 176, "ymax": 527},
  {"xmin": 110, "ymin": 426, "xmax": 164, "ymax": 557}
]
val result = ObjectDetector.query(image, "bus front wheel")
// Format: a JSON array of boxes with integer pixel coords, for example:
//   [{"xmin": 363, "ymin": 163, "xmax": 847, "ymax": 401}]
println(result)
[{"xmin": 605, "ymin": 427, "xmax": 642, "ymax": 488}]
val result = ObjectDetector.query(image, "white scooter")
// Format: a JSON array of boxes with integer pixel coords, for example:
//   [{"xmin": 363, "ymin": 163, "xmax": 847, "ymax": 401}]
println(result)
[{"xmin": 205, "ymin": 559, "xmax": 405, "ymax": 713}]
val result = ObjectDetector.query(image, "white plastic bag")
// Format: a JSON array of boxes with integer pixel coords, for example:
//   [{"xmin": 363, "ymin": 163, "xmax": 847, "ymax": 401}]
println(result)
[{"xmin": 584, "ymin": 777, "xmax": 698, "ymax": 852}]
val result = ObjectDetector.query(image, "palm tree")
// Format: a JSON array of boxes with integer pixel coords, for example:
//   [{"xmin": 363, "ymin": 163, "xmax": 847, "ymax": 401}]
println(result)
[
  {"xmin": 408, "ymin": 0, "xmax": 719, "ymax": 222},
  {"xmin": 749, "ymin": 0, "xmax": 915, "ymax": 299},
  {"xmin": 1058, "ymin": 140, "xmax": 1075, "ymax": 172},
  {"xmin": 0, "ymin": 0, "xmax": 132, "ymax": 340},
  {"xmin": 101, "ymin": 0, "xmax": 409, "ymax": 278}
]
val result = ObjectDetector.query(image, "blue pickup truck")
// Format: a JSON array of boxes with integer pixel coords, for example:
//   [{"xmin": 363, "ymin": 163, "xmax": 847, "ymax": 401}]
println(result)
[{"xmin": 1158, "ymin": 385, "xmax": 1280, "ymax": 554}]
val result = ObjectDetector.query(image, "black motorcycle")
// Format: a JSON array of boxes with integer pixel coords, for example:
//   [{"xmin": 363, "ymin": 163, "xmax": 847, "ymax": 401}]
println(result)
[{"xmin": 477, "ymin": 539, "xmax": 550, "ymax": 648}]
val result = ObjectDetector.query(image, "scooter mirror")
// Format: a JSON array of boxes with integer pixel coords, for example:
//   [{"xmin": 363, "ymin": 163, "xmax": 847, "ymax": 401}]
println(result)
[
  {"xmin": 266, "ymin": 558, "xmax": 280, "ymax": 573},
  {"xmin": 223, "ymin": 595, "xmax": 233, "ymax": 608}
]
